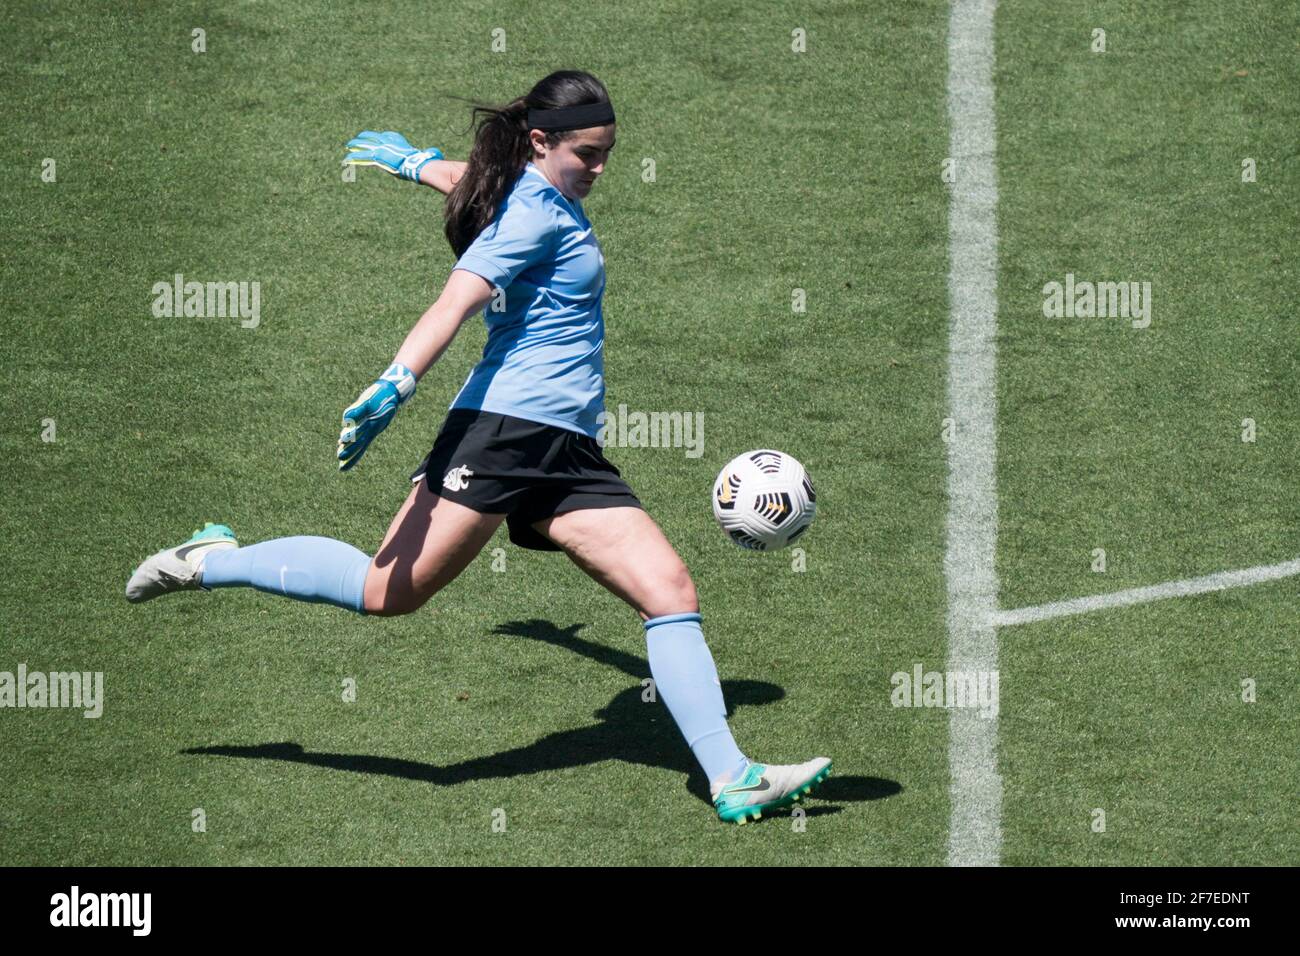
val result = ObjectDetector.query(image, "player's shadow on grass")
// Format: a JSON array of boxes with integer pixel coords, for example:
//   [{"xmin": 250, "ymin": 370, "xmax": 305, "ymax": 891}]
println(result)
[{"xmin": 184, "ymin": 618, "xmax": 899, "ymax": 815}]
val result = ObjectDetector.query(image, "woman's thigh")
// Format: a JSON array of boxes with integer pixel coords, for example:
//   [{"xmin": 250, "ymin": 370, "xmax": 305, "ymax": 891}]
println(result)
[
  {"xmin": 363, "ymin": 479, "xmax": 505, "ymax": 616},
  {"xmin": 533, "ymin": 506, "xmax": 698, "ymax": 620}
]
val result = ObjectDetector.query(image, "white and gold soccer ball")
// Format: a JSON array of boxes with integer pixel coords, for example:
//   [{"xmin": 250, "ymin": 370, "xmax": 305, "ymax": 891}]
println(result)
[{"xmin": 712, "ymin": 450, "xmax": 816, "ymax": 551}]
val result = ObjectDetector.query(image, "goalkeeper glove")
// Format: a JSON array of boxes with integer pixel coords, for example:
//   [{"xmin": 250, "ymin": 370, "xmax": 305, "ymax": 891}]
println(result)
[
  {"xmin": 337, "ymin": 362, "xmax": 417, "ymax": 471},
  {"xmin": 343, "ymin": 130, "xmax": 444, "ymax": 182}
]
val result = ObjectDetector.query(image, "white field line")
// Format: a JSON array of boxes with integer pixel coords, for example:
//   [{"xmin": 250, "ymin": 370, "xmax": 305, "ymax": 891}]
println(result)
[
  {"xmin": 992, "ymin": 557, "xmax": 1300, "ymax": 627},
  {"xmin": 945, "ymin": 0, "xmax": 1002, "ymax": 868}
]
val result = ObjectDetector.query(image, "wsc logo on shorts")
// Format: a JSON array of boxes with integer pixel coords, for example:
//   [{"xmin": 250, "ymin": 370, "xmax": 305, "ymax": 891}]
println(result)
[{"xmin": 442, "ymin": 465, "xmax": 474, "ymax": 491}]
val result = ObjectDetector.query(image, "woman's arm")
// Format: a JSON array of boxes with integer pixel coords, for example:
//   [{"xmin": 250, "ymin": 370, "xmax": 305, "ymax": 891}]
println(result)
[
  {"xmin": 336, "ymin": 269, "xmax": 494, "ymax": 471},
  {"xmin": 392, "ymin": 267, "xmax": 493, "ymax": 379},
  {"xmin": 418, "ymin": 160, "xmax": 469, "ymax": 196}
]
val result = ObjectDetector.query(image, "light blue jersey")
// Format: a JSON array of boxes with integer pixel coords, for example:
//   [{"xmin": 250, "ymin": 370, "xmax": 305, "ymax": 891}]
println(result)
[{"xmin": 449, "ymin": 162, "xmax": 607, "ymax": 437}]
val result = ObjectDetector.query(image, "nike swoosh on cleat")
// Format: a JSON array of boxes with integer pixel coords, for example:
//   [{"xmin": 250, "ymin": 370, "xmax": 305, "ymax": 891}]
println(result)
[
  {"xmin": 175, "ymin": 540, "xmax": 231, "ymax": 561},
  {"xmin": 726, "ymin": 778, "xmax": 771, "ymax": 794}
]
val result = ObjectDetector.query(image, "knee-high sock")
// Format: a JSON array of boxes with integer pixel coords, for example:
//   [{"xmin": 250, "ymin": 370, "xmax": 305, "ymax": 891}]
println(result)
[
  {"xmin": 644, "ymin": 612, "xmax": 749, "ymax": 788},
  {"xmin": 199, "ymin": 536, "xmax": 370, "ymax": 615}
]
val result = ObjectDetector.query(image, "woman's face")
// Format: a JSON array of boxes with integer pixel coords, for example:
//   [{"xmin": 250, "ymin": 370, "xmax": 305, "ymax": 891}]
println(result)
[{"xmin": 531, "ymin": 124, "xmax": 616, "ymax": 201}]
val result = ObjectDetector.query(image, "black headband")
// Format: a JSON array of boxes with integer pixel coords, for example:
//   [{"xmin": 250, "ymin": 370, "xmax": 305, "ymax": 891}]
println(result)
[{"xmin": 527, "ymin": 101, "xmax": 616, "ymax": 132}]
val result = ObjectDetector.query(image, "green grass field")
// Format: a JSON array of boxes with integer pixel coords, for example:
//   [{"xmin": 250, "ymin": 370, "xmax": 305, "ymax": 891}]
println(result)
[{"xmin": 1, "ymin": 0, "xmax": 1295, "ymax": 865}]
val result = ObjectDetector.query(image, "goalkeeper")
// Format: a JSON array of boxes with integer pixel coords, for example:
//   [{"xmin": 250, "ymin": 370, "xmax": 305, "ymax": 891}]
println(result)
[{"xmin": 125, "ymin": 70, "xmax": 830, "ymax": 825}]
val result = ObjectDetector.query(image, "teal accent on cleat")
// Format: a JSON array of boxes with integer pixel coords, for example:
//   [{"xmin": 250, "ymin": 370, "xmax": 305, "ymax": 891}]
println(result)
[
  {"xmin": 712, "ymin": 757, "xmax": 832, "ymax": 824},
  {"xmin": 125, "ymin": 522, "xmax": 239, "ymax": 603}
]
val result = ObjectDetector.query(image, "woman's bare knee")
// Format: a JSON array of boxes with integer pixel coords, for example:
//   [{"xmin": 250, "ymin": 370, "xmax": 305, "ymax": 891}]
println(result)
[
  {"xmin": 641, "ymin": 562, "xmax": 699, "ymax": 619},
  {"xmin": 363, "ymin": 566, "xmax": 442, "ymax": 617}
]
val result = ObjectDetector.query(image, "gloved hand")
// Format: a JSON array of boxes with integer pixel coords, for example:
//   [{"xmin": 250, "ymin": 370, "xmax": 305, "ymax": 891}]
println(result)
[
  {"xmin": 337, "ymin": 363, "xmax": 417, "ymax": 471},
  {"xmin": 343, "ymin": 130, "xmax": 444, "ymax": 182}
]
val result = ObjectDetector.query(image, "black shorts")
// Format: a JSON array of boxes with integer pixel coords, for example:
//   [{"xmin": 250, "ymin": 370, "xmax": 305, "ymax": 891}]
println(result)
[{"xmin": 410, "ymin": 408, "xmax": 643, "ymax": 551}]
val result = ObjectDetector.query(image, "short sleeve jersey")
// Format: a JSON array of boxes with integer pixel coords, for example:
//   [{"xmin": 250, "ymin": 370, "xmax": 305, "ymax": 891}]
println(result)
[{"xmin": 449, "ymin": 162, "xmax": 607, "ymax": 437}]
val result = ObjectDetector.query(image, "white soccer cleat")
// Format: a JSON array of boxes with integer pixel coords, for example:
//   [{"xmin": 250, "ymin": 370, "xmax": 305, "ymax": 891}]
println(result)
[
  {"xmin": 711, "ymin": 756, "xmax": 833, "ymax": 824},
  {"xmin": 125, "ymin": 522, "xmax": 238, "ymax": 603}
]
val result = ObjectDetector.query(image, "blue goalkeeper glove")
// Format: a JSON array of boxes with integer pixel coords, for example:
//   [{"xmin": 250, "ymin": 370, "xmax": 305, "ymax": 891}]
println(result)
[
  {"xmin": 337, "ymin": 363, "xmax": 417, "ymax": 471},
  {"xmin": 343, "ymin": 130, "xmax": 444, "ymax": 182}
]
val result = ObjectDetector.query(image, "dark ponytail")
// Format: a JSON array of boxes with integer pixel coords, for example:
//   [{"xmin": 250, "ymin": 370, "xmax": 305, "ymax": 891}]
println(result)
[{"xmin": 443, "ymin": 70, "xmax": 612, "ymax": 258}]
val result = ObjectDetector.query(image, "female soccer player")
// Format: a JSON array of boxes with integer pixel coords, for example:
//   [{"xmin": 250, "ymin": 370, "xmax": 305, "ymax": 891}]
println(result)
[{"xmin": 126, "ymin": 70, "xmax": 830, "ymax": 824}]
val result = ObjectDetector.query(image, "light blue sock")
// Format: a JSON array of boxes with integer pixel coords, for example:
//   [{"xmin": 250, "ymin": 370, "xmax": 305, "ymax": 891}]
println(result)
[
  {"xmin": 199, "ymin": 536, "xmax": 371, "ymax": 615},
  {"xmin": 644, "ymin": 612, "xmax": 749, "ymax": 787}
]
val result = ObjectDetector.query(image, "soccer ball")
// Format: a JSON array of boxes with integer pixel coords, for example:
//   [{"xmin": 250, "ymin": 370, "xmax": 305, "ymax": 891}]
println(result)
[{"xmin": 712, "ymin": 450, "xmax": 816, "ymax": 551}]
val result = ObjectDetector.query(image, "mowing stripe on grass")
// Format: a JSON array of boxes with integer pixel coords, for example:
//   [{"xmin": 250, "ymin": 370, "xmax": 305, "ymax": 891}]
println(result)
[
  {"xmin": 993, "ymin": 557, "xmax": 1300, "ymax": 627},
  {"xmin": 944, "ymin": 0, "xmax": 1002, "ymax": 868}
]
